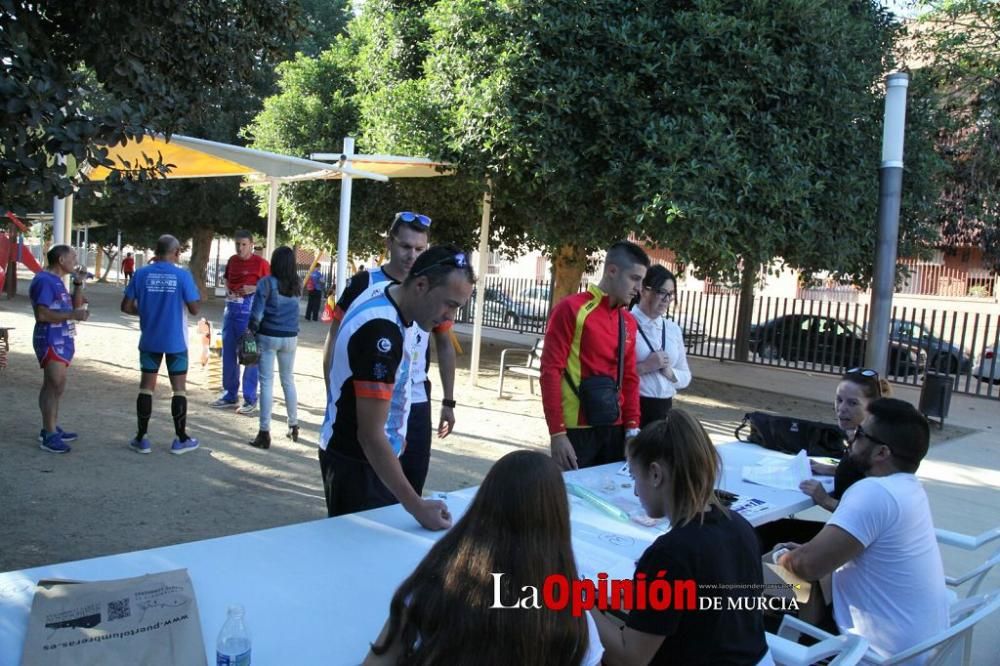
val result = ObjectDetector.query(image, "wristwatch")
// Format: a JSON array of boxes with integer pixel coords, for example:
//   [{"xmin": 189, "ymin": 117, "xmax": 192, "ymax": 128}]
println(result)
[{"xmin": 441, "ymin": 398, "xmax": 457, "ymax": 408}]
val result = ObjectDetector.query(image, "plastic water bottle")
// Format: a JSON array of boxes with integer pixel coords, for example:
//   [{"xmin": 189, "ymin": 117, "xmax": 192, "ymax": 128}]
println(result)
[{"xmin": 216, "ymin": 605, "xmax": 251, "ymax": 666}]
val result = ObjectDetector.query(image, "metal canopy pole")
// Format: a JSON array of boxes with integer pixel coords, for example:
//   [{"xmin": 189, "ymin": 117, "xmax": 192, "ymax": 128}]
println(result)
[
  {"xmin": 265, "ymin": 178, "xmax": 279, "ymax": 261},
  {"xmin": 865, "ymin": 72, "xmax": 910, "ymax": 374},
  {"xmin": 334, "ymin": 137, "xmax": 355, "ymax": 299}
]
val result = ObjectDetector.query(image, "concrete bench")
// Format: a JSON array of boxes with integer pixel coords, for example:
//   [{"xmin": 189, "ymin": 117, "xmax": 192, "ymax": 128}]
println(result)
[{"xmin": 498, "ymin": 338, "xmax": 544, "ymax": 397}]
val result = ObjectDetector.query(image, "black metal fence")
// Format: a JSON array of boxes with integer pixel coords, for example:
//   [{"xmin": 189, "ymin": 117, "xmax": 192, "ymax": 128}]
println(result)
[
  {"xmin": 456, "ymin": 277, "xmax": 1000, "ymax": 400},
  {"xmin": 677, "ymin": 291, "xmax": 999, "ymax": 400}
]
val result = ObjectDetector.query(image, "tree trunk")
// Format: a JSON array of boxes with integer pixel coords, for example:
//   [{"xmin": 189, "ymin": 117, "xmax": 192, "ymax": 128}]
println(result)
[
  {"xmin": 733, "ymin": 261, "xmax": 757, "ymax": 361},
  {"xmin": 551, "ymin": 244, "xmax": 588, "ymax": 306},
  {"xmin": 188, "ymin": 226, "xmax": 215, "ymax": 302},
  {"xmin": 98, "ymin": 246, "xmax": 117, "ymax": 282}
]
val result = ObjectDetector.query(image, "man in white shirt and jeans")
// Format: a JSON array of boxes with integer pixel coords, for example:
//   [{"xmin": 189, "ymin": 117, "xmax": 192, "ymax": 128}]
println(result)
[{"xmin": 776, "ymin": 398, "xmax": 949, "ymax": 663}]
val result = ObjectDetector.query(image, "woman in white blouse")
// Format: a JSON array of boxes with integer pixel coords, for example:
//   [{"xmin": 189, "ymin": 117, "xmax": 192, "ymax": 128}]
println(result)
[{"xmin": 630, "ymin": 265, "xmax": 692, "ymax": 426}]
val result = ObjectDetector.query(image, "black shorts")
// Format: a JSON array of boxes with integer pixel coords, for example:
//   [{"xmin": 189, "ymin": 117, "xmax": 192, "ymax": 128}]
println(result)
[
  {"xmin": 318, "ymin": 447, "xmax": 396, "ymax": 518},
  {"xmin": 566, "ymin": 425, "xmax": 625, "ymax": 468}
]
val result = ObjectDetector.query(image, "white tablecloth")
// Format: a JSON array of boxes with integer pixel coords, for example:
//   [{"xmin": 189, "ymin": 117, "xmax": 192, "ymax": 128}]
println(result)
[{"xmin": 0, "ymin": 441, "xmax": 817, "ymax": 664}]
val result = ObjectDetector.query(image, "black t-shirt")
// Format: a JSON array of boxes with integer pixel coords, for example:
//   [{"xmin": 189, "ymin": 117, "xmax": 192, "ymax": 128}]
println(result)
[{"xmin": 627, "ymin": 507, "xmax": 769, "ymax": 666}]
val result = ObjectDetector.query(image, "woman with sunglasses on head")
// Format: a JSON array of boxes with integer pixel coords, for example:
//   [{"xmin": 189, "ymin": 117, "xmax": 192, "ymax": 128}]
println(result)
[
  {"xmin": 755, "ymin": 368, "xmax": 893, "ymax": 554},
  {"xmin": 802, "ymin": 368, "xmax": 893, "ymax": 512},
  {"xmin": 593, "ymin": 410, "xmax": 772, "ymax": 666},
  {"xmin": 630, "ymin": 266, "xmax": 691, "ymax": 427},
  {"xmin": 364, "ymin": 450, "xmax": 603, "ymax": 666}
]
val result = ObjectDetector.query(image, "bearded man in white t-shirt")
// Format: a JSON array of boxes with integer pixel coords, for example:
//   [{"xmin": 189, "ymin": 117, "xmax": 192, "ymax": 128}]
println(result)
[{"xmin": 777, "ymin": 398, "xmax": 949, "ymax": 663}]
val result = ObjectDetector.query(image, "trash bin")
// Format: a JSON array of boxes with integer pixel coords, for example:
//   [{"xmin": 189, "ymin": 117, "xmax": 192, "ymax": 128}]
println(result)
[{"xmin": 919, "ymin": 372, "xmax": 952, "ymax": 428}]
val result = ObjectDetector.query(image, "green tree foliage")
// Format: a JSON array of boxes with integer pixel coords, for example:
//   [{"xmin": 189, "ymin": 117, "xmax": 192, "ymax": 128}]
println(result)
[
  {"xmin": 25, "ymin": 1, "xmax": 352, "ymax": 298},
  {"xmin": 0, "ymin": 0, "xmax": 303, "ymax": 211},
  {"xmin": 912, "ymin": 0, "xmax": 1000, "ymax": 270},
  {"xmin": 244, "ymin": 1, "xmax": 485, "ymax": 259},
  {"xmin": 425, "ymin": 0, "xmax": 939, "ymax": 288}
]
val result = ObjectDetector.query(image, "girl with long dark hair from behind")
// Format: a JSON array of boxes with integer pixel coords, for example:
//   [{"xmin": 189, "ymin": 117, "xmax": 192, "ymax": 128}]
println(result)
[
  {"xmin": 365, "ymin": 450, "xmax": 602, "ymax": 666},
  {"xmin": 247, "ymin": 246, "xmax": 302, "ymax": 449}
]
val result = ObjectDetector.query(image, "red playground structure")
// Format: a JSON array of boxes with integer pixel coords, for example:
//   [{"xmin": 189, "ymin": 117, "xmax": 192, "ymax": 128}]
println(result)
[{"xmin": 0, "ymin": 211, "xmax": 43, "ymax": 298}]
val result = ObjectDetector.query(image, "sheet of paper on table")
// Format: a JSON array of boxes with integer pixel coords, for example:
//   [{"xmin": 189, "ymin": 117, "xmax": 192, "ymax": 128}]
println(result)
[
  {"xmin": 741, "ymin": 449, "xmax": 812, "ymax": 491},
  {"xmin": 572, "ymin": 537, "xmax": 639, "ymax": 582}
]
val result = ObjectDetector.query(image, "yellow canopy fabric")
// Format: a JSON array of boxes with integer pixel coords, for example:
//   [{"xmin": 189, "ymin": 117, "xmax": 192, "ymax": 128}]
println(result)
[
  {"xmin": 86, "ymin": 134, "xmax": 361, "ymax": 181},
  {"xmin": 86, "ymin": 134, "xmax": 451, "ymax": 182}
]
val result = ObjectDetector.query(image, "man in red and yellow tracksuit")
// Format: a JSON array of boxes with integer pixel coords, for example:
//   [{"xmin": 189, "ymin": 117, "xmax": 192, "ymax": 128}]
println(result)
[{"xmin": 541, "ymin": 241, "xmax": 650, "ymax": 469}]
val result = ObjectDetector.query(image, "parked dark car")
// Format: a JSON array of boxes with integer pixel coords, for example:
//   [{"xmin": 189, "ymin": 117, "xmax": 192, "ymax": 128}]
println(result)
[
  {"xmin": 749, "ymin": 314, "xmax": 927, "ymax": 377},
  {"xmin": 889, "ymin": 318, "xmax": 972, "ymax": 374}
]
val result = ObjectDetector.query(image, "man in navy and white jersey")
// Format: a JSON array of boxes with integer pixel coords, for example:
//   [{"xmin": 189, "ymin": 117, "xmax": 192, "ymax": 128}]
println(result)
[
  {"xmin": 321, "ymin": 211, "xmax": 458, "ymax": 495},
  {"xmin": 319, "ymin": 245, "xmax": 474, "ymax": 530}
]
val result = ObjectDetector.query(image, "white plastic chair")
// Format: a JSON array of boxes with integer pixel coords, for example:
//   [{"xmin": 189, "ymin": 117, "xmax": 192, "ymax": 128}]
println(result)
[
  {"xmin": 775, "ymin": 591, "xmax": 1000, "ymax": 666},
  {"xmin": 937, "ymin": 526, "xmax": 1000, "ymax": 666},
  {"xmin": 936, "ymin": 526, "xmax": 1000, "ymax": 597},
  {"xmin": 766, "ymin": 631, "xmax": 869, "ymax": 665}
]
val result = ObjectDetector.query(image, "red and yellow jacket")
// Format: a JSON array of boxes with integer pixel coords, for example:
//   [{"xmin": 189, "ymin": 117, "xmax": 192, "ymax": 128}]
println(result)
[{"xmin": 540, "ymin": 284, "xmax": 640, "ymax": 435}]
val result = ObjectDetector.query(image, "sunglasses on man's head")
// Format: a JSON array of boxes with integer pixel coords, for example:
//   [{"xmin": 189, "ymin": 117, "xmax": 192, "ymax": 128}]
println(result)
[
  {"xmin": 394, "ymin": 211, "xmax": 432, "ymax": 228},
  {"xmin": 411, "ymin": 252, "xmax": 468, "ymax": 278}
]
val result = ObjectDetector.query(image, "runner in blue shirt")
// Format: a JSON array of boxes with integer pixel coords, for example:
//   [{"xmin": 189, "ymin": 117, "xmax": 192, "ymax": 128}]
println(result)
[
  {"xmin": 121, "ymin": 235, "xmax": 201, "ymax": 455},
  {"xmin": 30, "ymin": 245, "xmax": 90, "ymax": 453}
]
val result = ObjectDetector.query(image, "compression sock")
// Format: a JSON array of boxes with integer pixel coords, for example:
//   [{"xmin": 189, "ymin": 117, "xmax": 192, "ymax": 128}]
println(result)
[
  {"xmin": 136, "ymin": 390, "xmax": 153, "ymax": 439},
  {"xmin": 171, "ymin": 391, "xmax": 188, "ymax": 442}
]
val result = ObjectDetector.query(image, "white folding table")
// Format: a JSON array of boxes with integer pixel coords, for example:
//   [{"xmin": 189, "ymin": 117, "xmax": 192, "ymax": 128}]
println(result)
[{"xmin": 0, "ymin": 441, "xmax": 816, "ymax": 664}]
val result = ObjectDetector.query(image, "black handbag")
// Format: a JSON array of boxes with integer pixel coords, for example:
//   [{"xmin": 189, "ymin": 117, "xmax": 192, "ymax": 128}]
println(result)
[
  {"xmin": 237, "ymin": 330, "xmax": 260, "ymax": 366},
  {"xmin": 735, "ymin": 412, "xmax": 846, "ymax": 458},
  {"xmin": 563, "ymin": 311, "xmax": 625, "ymax": 427}
]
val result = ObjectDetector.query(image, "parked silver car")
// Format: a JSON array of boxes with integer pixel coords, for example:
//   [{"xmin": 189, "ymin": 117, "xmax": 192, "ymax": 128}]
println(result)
[{"xmin": 506, "ymin": 286, "xmax": 551, "ymax": 328}]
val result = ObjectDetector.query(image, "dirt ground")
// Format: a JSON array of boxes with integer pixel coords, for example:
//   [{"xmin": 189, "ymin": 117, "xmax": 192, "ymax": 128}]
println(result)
[{"xmin": 0, "ymin": 278, "xmax": 970, "ymax": 572}]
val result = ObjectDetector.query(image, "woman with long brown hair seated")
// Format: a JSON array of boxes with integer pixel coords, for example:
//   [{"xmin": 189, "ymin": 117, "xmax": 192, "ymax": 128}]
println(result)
[
  {"xmin": 593, "ymin": 410, "xmax": 772, "ymax": 666},
  {"xmin": 364, "ymin": 450, "xmax": 603, "ymax": 666}
]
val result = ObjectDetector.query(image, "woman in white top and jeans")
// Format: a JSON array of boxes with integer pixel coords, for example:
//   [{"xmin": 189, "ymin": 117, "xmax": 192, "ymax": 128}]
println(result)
[{"xmin": 630, "ymin": 265, "xmax": 692, "ymax": 426}]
